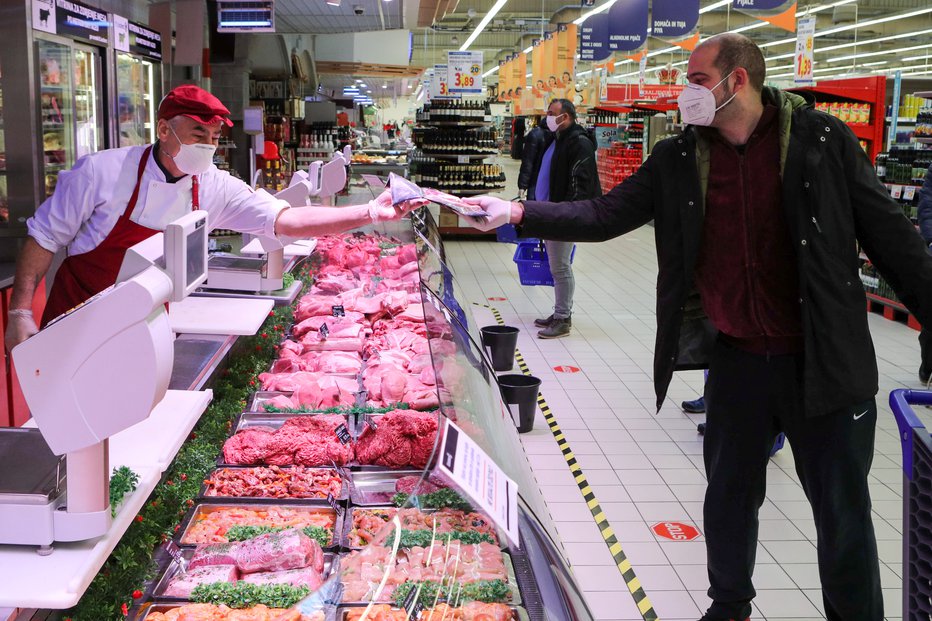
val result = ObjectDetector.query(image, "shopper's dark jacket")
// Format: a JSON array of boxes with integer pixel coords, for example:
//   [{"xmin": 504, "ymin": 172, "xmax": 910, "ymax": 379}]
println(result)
[
  {"xmin": 520, "ymin": 87, "xmax": 932, "ymax": 417},
  {"xmin": 549, "ymin": 122, "xmax": 601, "ymax": 201},
  {"xmin": 917, "ymin": 165, "xmax": 932, "ymax": 243},
  {"xmin": 518, "ymin": 126, "xmax": 552, "ymax": 199}
]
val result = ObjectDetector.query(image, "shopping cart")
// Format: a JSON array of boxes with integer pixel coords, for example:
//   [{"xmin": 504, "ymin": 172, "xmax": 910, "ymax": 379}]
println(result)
[{"xmin": 889, "ymin": 388, "xmax": 932, "ymax": 621}]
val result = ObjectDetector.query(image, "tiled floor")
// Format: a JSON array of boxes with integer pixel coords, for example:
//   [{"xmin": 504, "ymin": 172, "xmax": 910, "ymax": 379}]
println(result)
[{"xmin": 444, "ymin": 157, "xmax": 925, "ymax": 620}]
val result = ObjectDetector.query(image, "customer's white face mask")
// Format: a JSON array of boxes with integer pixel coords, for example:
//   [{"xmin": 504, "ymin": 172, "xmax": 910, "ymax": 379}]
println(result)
[
  {"xmin": 546, "ymin": 113, "xmax": 565, "ymax": 133},
  {"xmin": 169, "ymin": 124, "xmax": 217, "ymax": 175},
  {"xmin": 677, "ymin": 71, "xmax": 737, "ymax": 126}
]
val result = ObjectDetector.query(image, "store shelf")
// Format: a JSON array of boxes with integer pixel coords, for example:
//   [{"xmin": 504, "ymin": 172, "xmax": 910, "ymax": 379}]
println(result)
[
  {"xmin": 865, "ymin": 292, "xmax": 922, "ymax": 331},
  {"xmin": 415, "ymin": 121, "xmax": 492, "ymax": 128},
  {"xmin": 888, "ymin": 117, "xmax": 918, "ymax": 124},
  {"xmin": 421, "ymin": 152, "xmax": 496, "ymax": 159},
  {"xmin": 915, "ymin": 91, "xmax": 932, "ymax": 99},
  {"xmin": 917, "ymin": 137, "xmax": 932, "ymax": 144},
  {"xmin": 0, "ymin": 389, "xmax": 212, "ymax": 608}
]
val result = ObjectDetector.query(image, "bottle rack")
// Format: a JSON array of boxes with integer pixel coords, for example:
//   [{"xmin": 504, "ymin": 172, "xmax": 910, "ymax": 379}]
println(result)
[
  {"xmin": 591, "ymin": 107, "xmax": 649, "ymax": 192},
  {"xmin": 414, "ymin": 99, "xmax": 505, "ymax": 236}
]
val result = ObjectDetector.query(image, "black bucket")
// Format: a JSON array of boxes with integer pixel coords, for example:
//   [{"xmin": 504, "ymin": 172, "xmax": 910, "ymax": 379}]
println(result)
[
  {"xmin": 499, "ymin": 374, "xmax": 542, "ymax": 433},
  {"xmin": 480, "ymin": 325, "xmax": 520, "ymax": 372}
]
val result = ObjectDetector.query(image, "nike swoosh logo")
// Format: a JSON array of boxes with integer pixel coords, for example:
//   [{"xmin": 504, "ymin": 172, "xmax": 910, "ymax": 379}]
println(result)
[{"xmin": 853, "ymin": 409, "xmax": 869, "ymax": 420}]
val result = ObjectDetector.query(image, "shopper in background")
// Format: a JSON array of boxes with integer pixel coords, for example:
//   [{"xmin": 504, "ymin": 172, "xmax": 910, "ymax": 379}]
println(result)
[
  {"xmin": 4, "ymin": 85, "xmax": 422, "ymax": 352},
  {"xmin": 917, "ymin": 162, "xmax": 932, "ymax": 385},
  {"xmin": 517, "ymin": 116, "xmax": 552, "ymax": 201},
  {"xmin": 532, "ymin": 98, "xmax": 600, "ymax": 339},
  {"xmin": 463, "ymin": 33, "xmax": 932, "ymax": 621}
]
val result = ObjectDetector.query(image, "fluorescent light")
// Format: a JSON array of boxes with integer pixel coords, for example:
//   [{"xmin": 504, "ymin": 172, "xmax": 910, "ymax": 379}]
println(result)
[
  {"xmin": 699, "ymin": 0, "xmax": 731, "ymax": 14},
  {"xmin": 460, "ymin": 0, "xmax": 508, "ymax": 51},
  {"xmin": 360, "ymin": 83, "xmax": 368, "ymax": 88},
  {"xmin": 526, "ymin": 72, "xmax": 531, "ymax": 77},
  {"xmin": 818, "ymin": 27, "xmax": 932, "ymax": 54},
  {"xmin": 573, "ymin": 0, "xmax": 615, "ymax": 25},
  {"xmin": 827, "ymin": 43, "xmax": 932, "ymax": 64},
  {"xmin": 523, "ymin": 46, "xmax": 532, "ymax": 53},
  {"xmin": 760, "ymin": 6, "xmax": 932, "ymax": 49},
  {"xmin": 482, "ymin": 66, "xmax": 499, "ymax": 78},
  {"xmin": 903, "ymin": 54, "xmax": 931, "ymax": 63}
]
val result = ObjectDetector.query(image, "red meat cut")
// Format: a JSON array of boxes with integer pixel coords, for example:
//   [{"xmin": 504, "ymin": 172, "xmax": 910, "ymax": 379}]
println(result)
[
  {"xmin": 355, "ymin": 410, "xmax": 439, "ymax": 469},
  {"xmin": 189, "ymin": 528, "xmax": 324, "ymax": 574},
  {"xmin": 223, "ymin": 415, "xmax": 354, "ymax": 466}
]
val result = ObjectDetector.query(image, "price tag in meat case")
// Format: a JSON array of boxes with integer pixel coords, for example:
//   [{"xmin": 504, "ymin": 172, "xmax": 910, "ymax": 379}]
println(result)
[
  {"xmin": 447, "ymin": 51, "xmax": 484, "ymax": 95},
  {"xmin": 326, "ymin": 492, "xmax": 344, "ymax": 516},
  {"xmin": 402, "ymin": 585, "xmax": 425, "ymax": 620},
  {"xmin": 335, "ymin": 423, "xmax": 352, "ymax": 444},
  {"xmin": 331, "ymin": 305, "xmax": 345, "ymax": 317},
  {"xmin": 438, "ymin": 419, "xmax": 520, "ymax": 545},
  {"xmin": 364, "ymin": 413, "xmax": 378, "ymax": 431},
  {"xmin": 319, "ymin": 322, "xmax": 330, "ymax": 340},
  {"xmin": 164, "ymin": 541, "xmax": 188, "ymax": 574},
  {"xmin": 904, "ymin": 185, "xmax": 917, "ymax": 201}
]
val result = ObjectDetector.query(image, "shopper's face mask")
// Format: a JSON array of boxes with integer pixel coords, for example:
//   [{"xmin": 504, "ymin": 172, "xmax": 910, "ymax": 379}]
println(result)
[
  {"xmin": 546, "ymin": 112, "xmax": 565, "ymax": 132},
  {"xmin": 677, "ymin": 71, "xmax": 737, "ymax": 127},
  {"xmin": 168, "ymin": 124, "xmax": 217, "ymax": 175}
]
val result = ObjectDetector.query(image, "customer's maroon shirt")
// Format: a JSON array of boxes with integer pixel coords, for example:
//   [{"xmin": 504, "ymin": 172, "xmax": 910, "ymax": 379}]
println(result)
[{"xmin": 694, "ymin": 105, "xmax": 804, "ymax": 355}]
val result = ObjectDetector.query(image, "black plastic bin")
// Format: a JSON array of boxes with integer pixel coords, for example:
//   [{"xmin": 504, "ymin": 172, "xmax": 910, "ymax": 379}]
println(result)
[
  {"xmin": 499, "ymin": 374, "xmax": 541, "ymax": 433},
  {"xmin": 481, "ymin": 325, "xmax": 520, "ymax": 372}
]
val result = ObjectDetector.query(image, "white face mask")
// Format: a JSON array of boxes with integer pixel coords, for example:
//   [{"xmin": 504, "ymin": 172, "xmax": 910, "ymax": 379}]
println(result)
[
  {"xmin": 546, "ymin": 113, "xmax": 564, "ymax": 132},
  {"xmin": 168, "ymin": 125, "xmax": 217, "ymax": 175},
  {"xmin": 677, "ymin": 71, "xmax": 737, "ymax": 127}
]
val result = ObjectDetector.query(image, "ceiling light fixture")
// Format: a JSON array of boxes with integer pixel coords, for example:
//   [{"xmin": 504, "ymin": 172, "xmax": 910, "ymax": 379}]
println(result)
[
  {"xmin": 326, "ymin": 0, "xmax": 341, "ymax": 6},
  {"xmin": 460, "ymin": 0, "xmax": 508, "ymax": 51},
  {"xmin": 760, "ymin": 6, "xmax": 932, "ymax": 49},
  {"xmin": 451, "ymin": 35, "xmax": 459, "ymax": 44},
  {"xmin": 573, "ymin": 0, "xmax": 615, "ymax": 25},
  {"xmin": 699, "ymin": 0, "xmax": 731, "ymax": 14},
  {"xmin": 827, "ymin": 43, "xmax": 932, "ymax": 64},
  {"xmin": 483, "ymin": 66, "xmax": 499, "ymax": 78}
]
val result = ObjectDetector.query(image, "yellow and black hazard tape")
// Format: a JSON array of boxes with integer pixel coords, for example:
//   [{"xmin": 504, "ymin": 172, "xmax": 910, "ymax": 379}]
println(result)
[{"xmin": 479, "ymin": 303, "xmax": 658, "ymax": 621}]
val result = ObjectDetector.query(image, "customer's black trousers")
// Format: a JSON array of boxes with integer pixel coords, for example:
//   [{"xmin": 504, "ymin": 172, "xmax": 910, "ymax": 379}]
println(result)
[{"xmin": 703, "ymin": 338, "xmax": 883, "ymax": 621}]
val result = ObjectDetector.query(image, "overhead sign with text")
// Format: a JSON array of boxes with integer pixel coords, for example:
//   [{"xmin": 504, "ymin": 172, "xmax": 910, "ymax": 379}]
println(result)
[{"xmin": 447, "ymin": 51, "xmax": 484, "ymax": 95}]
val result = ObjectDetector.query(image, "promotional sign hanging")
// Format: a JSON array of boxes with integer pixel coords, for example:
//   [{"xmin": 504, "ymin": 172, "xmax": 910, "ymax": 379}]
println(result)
[
  {"xmin": 734, "ymin": 0, "xmax": 798, "ymax": 33},
  {"xmin": 794, "ymin": 16, "xmax": 815, "ymax": 85},
  {"xmin": 513, "ymin": 53, "xmax": 529, "ymax": 114},
  {"xmin": 554, "ymin": 24, "xmax": 578, "ymax": 100},
  {"xmin": 113, "ymin": 14, "xmax": 130, "ymax": 51},
  {"xmin": 531, "ymin": 39, "xmax": 546, "ymax": 111},
  {"xmin": 431, "ymin": 64, "xmax": 451, "ymax": 99},
  {"xmin": 580, "ymin": 13, "xmax": 612, "ymax": 62},
  {"xmin": 608, "ymin": 0, "xmax": 649, "ymax": 54},
  {"xmin": 448, "ymin": 50, "xmax": 484, "ymax": 95},
  {"xmin": 37, "ymin": 0, "xmax": 110, "ymax": 44},
  {"xmin": 651, "ymin": 0, "xmax": 700, "ymax": 51},
  {"xmin": 128, "ymin": 20, "xmax": 163, "ymax": 61}
]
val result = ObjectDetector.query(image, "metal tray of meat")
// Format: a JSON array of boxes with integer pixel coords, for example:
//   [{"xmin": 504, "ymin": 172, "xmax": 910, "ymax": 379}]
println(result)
[
  {"xmin": 343, "ymin": 506, "xmax": 506, "ymax": 552},
  {"xmin": 198, "ymin": 465, "xmax": 351, "ymax": 504},
  {"xmin": 131, "ymin": 602, "xmax": 333, "ymax": 621},
  {"xmin": 175, "ymin": 502, "xmax": 345, "ymax": 549},
  {"xmin": 151, "ymin": 547, "xmax": 339, "ymax": 602},
  {"xmin": 336, "ymin": 604, "xmax": 529, "ymax": 621},
  {"xmin": 218, "ymin": 413, "xmax": 355, "ymax": 468},
  {"xmin": 348, "ymin": 469, "xmax": 425, "ymax": 506},
  {"xmin": 248, "ymin": 386, "xmax": 361, "ymax": 413},
  {"xmin": 338, "ymin": 550, "xmax": 521, "ymax": 606}
]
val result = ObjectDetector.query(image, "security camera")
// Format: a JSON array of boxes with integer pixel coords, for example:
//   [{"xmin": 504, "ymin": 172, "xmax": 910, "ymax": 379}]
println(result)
[{"xmin": 353, "ymin": 5, "xmax": 364, "ymax": 14}]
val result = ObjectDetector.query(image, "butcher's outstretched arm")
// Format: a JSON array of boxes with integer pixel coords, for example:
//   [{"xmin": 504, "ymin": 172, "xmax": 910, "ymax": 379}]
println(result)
[{"xmin": 5, "ymin": 238, "xmax": 53, "ymax": 351}]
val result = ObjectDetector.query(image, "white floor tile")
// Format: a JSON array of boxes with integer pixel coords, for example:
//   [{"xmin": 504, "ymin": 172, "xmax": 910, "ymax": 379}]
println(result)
[{"xmin": 648, "ymin": 590, "xmax": 702, "ymax": 618}]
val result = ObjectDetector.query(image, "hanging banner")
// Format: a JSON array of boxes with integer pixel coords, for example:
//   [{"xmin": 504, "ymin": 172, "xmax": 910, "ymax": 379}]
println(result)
[
  {"xmin": 580, "ymin": 13, "xmax": 612, "ymax": 62},
  {"xmin": 42, "ymin": 0, "xmax": 109, "ymax": 45},
  {"xmin": 555, "ymin": 24, "xmax": 578, "ymax": 100},
  {"xmin": 651, "ymin": 0, "xmax": 700, "ymax": 52},
  {"xmin": 513, "ymin": 53, "xmax": 528, "ymax": 113},
  {"xmin": 734, "ymin": 0, "xmax": 798, "ymax": 33},
  {"xmin": 639, "ymin": 54, "xmax": 648, "ymax": 91},
  {"xmin": 497, "ymin": 60, "xmax": 507, "ymax": 102},
  {"xmin": 127, "ymin": 19, "xmax": 163, "ymax": 61},
  {"xmin": 541, "ymin": 32, "xmax": 558, "ymax": 98},
  {"xmin": 447, "ymin": 51, "xmax": 483, "ymax": 95},
  {"xmin": 531, "ymin": 39, "xmax": 547, "ymax": 112},
  {"xmin": 608, "ymin": 0, "xmax": 649, "ymax": 54},
  {"xmin": 794, "ymin": 16, "xmax": 815, "ymax": 85},
  {"xmin": 431, "ymin": 64, "xmax": 450, "ymax": 99}
]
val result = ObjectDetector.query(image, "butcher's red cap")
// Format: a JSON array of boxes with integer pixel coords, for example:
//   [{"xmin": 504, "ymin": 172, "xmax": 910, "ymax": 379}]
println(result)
[{"xmin": 158, "ymin": 85, "xmax": 233, "ymax": 127}]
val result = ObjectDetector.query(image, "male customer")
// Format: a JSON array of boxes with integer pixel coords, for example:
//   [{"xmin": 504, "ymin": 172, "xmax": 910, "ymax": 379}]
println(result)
[
  {"xmin": 517, "ymin": 116, "xmax": 552, "ymax": 201},
  {"xmin": 533, "ymin": 98, "xmax": 600, "ymax": 339},
  {"xmin": 464, "ymin": 33, "xmax": 932, "ymax": 621},
  {"xmin": 916, "ymin": 162, "xmax": 932, "ymax": 384}
]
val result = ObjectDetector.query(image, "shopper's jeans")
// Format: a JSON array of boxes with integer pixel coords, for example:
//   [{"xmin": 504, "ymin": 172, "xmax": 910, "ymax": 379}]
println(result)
[
  {"xmin": 703, "ymin": 338, "xmax": 883, "ymax": 621},
  {"xmin": 545, "ymin": 240, "xmax": 574, "ymax": 319}
]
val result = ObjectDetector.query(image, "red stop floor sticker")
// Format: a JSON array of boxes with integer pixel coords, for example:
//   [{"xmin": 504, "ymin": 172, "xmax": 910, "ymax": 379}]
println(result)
[
  {"xmin": 652, "ymin": 522, "xmax": 701, "ymax": 541},
  {"xmin": 487, "ymin": 297, "xmax": 507, "ymax": 301},
  {"xmin": 553, "ymin": 365, "xmax": 581, "ymax": 373}
]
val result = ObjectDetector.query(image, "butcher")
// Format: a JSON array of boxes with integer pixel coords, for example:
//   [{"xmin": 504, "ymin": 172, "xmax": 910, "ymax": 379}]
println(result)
[{"xmin": 4, "ymin": 85, "xmax": 420, "ymax": 350}]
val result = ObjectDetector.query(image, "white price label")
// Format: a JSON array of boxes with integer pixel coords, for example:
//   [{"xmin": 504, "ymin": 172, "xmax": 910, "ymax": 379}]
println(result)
[
  {"xmin": 447, "ymin": 51, "xmax": 484, "ymax": 95},
  {"xmin": 457, "ymin": 155, "xmax": 471, "ymax": 164},
  {"xmin": 438, "ymin": 419, "xmax": 520, "ymax": 545},
  {"xmin": 904, "ymin": 186, "xmax": 917, "ymax": 201},
  {"xmin": 891, "ymin": 185, "xmax": 903, "ymax": 199}
]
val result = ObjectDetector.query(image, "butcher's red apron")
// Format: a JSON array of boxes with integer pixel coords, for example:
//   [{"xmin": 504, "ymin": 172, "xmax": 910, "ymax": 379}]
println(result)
[{"xmin": 41, "ymin": 146, "xmax": 199, "ymax": 326}]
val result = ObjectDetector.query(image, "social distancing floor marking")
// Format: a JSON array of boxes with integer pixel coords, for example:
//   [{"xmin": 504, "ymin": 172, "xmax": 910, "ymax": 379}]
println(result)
[{"xmin": 478, "ymin": 303, "xmax": 659, "ymax": 621}]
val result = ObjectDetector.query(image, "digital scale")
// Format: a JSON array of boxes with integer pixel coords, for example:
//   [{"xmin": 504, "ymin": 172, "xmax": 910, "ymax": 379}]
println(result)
[{"xmin": 0, "ymin": 211, "xmax": 209, "ymax": 553}]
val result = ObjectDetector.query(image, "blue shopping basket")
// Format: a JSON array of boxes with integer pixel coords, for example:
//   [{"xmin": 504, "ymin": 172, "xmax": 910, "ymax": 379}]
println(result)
[
  {"xmin": 890, "ymin": 388, "xmax": 932, "ymax": 621},
  {"xmin": 512, "ymin": 240, "xmax": 576, "ymax": 287}
]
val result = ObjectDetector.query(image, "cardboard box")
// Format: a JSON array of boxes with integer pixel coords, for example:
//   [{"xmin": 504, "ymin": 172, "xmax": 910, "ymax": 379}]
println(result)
[{"xmin": 439, "ymin": 211, "xmax": 460, "ymax": 229}]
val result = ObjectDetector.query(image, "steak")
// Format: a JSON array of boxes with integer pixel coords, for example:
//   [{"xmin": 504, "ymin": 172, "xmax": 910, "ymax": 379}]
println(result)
[
  {"xmin": 163, "ymin": 564, "xmax": 239, "ymax": 597},
  {"xmin": 189, "ymin": 528, "xmax": 324, "ymax": 575}
]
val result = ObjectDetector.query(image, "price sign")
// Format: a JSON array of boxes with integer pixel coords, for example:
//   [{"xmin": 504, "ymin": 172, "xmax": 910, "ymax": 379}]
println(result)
[
  {"xmin": 794, "ymin": 17, "xmax": 816, "ymax": 85},
  {"xmin": 326, "ymin": 493, "xmax": 344, "ymax": 516},
  {"xmin": 164, "ymin": 541, "xmax": 188, "ymax": 574},
  {"xmin": 448, "ymin": 51, "xmax": 484, "ymax": 95},
  {"xmin": 891, "ymin": 185, "xmax": 903, "ymax": 199},
  {"xmin": 430, "ymin": 64, "xmax": 451, "ymax": 100},
  {"xmin": 331, "ymin": 305, "xmax": 345, "ymax": 317},
  {"xmin": 335, "ymin": 424, "xmax": 352, "ymax": 444},
  {"xmin": 319, "ymin": 322, "xmax": 330, "ymax": 340},
  {"xmin": 904, "ymin": 185, "xmax": 917, "ymax": 201},
  {"xmin": 457, "ymin": 155, "xmax": 471, "ymax": 164}
]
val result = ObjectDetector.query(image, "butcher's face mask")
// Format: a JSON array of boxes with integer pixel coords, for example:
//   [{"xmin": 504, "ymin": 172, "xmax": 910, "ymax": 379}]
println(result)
[{"xmin": 168, "ymin": 122, "xmax": 217, "ymax": 175}]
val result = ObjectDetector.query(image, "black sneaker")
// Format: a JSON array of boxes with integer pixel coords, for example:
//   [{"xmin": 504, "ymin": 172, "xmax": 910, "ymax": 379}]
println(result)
[
  {"xmin": 682, "ymin": 396, "xmax": 706, "ymax": 413},
  {"xmin": 697, "ymin": 603, "xmax": 752, "ymax": 621},
  {"xmin": 534, "ymin": 314, "xmax": 555, "ymax": 328},
  {"xmin": 538, "ymin": 318, "xmax": 571, "ymax": 339}
]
